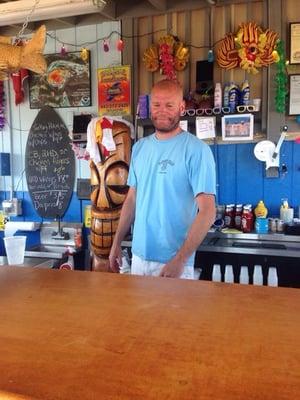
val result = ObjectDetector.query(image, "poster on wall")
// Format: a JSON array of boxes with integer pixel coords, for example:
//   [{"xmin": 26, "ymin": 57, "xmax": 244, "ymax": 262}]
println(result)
[
  {"xmin": 29, "ymin": 52, "xmax": 91, "ymax": 108},
  {"xmin": 98, "ymin": 65, "xmax": 131, "ymax": 116}
]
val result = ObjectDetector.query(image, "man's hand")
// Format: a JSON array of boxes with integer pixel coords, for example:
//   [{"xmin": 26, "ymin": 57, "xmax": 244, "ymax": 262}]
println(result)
[
  {"xmin": 109, "ymin": 245, "xmax": 122, "ymax": 273},
  {"xmin": 159, "ymin": 258, "xmax": 184, "ymax": 278}
]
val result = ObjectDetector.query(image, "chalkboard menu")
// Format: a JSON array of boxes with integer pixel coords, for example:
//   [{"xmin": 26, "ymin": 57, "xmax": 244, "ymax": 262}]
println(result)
[{"xmin": 25, "ymin": 106, "xmax": 75, "ymax": 218}]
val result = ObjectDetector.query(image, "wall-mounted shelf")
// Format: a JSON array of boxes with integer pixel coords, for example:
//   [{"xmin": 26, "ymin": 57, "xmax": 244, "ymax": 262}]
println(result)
[{"xmin": 137, "ymin": 111, "xmax": 264, "ymax": 144}]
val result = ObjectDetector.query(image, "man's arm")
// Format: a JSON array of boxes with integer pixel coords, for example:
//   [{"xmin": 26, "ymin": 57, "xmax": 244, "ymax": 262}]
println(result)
[
  {"xmin": 109, "ymin": 187, "xmax": 136, "ymax": 272},
  {"xmin": 159, "ymin": 193, "xmax": 216, "ymax": 278}
]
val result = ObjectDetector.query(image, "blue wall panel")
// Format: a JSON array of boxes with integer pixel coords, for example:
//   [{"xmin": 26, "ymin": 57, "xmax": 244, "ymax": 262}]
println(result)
[
  {"xmin": 291, "ymin": 142, "xmax": 300, "ymax": 217},
  {"xmin": 236, "ymin": 143, "xmax": 264, "ymax": 205},
  {"xmin": 263, "ymin": 141, "xmax": 293, "ymax": 216},
  {"xmin": 1, "ymin": 142, "xmax": 300, "ymax": 240},
  {"xmin": 216, "ymin": 144, "xmax": 237, "ymax": 204}
]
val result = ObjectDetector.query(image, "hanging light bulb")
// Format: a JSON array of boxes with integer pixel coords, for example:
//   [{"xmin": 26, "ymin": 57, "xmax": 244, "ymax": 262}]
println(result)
[
  {"xmin": 80, "ymin": 47, "xmax": 89, "ymax": 62},
  {"xmin": 117, "ymin": 38, "xmax": 125, "ymax": 52},
  {"xmin": 103, "ymin": 40, "xmax": 109, "ymax": 52},
  {"xmin": 60, "ymin": 44, "xmax": 67, "ymax": 55}
]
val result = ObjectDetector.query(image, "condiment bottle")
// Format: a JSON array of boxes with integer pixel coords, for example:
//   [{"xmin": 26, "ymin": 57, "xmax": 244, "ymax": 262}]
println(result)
[
  {"xmin": 241, "ymin": 205, "xmax": 254, "ymax": 233},
  {"xmin": 214, "ymin": 83, "xmax": 222, "ymax": 108},
  {"xmin": 224, "ymin": 204, "xmax": 235, "ymax": 228},
  {"xmin": 234, "ymin": 204, "xmax": 243, "ymax": 230},
  {"xmin": 254, "ymin": 200, "xmax": 268, "ymax": 218}
]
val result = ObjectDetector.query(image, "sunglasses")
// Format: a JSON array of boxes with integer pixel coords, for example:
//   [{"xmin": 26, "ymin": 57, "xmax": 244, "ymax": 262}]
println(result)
[
  {"xmin": 185, "ymin": 107, "xmax": 231, "ymax": 116},
  {"xmin": 236, "ymin": 105, "xmax": 255, "ymax": 113}
]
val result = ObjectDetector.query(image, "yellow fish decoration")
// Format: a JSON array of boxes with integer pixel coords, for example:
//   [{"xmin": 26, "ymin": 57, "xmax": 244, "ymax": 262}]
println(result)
[{"xmin": 0, "ymin": 25, "xmax": 47, "ymax": 80}]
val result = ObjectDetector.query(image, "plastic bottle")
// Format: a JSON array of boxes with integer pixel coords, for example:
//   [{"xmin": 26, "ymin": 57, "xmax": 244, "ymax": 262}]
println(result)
[
  {"xmin": 214, "ymin": 83, "xmax": 222, "ymax": 108},
  {"xmin": 254, "ymin": 200, "xmax": 268, "ymax": 218},
  {"xmin": 212, "ymin": 264, "xmax": 221, "ymax": 282},
  {"xmin": 267, "ymin": 266, "xmax": 278, "ymax": 287},
  {"xmin": 228, "ymin": 82, "xmax": 239, "ymax": 113},
  {"xmin": 224, "ymin": 204, "xmax": 235, "ymax": 228},
  {"xmin": 241, "ymin": 205, "xmax": 254, "ymax": 233},
  {"xmin": 234, "ymin": 204, "xmax": 243, "ymax": 230},
  {"xmin": 224, "ymin": 264, "xmax": 234, "ymax": 283},
  {"xmin": 253, "ymin": 265, "xmax": 263, "ymax": 285},
  {"xmin": 240, "ymin": 80, "xmax": 250, "ymax": 106},
  {"xmin": 239, "ymin": 266, "xmax": 249, "ymax": 284},
  {"xmin": 223, "ymin": 83, "xmax": 230, "ymax": 108}
]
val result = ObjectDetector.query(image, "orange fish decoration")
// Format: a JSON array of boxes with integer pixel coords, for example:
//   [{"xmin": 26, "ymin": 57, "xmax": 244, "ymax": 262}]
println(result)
[
  {"xmin": 217, "ymin": 22, "xmax": 279, "ymax": 74},
  {"xmin": 0, "ymin": 25, "xmax": 47, "ymax": 80}
]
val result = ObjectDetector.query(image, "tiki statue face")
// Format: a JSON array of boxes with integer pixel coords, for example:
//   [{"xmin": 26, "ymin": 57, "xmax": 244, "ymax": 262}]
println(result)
[{"xmin": 90, "ymin": 119, "xmax": 131, "ymax": 265}]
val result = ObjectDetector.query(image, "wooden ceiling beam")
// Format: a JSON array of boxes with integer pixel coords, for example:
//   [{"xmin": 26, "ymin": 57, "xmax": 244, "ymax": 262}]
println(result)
[{"xmin": 147, "ymin": 0, "xmax": 167, "ymax": 11}]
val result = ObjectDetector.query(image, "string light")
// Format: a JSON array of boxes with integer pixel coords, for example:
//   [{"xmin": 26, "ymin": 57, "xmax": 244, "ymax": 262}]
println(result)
[
  {"xmin": 117, "ymin": 38, "xmax": 124, "ymax": 52},
  {"xmin": 60, "ymin": 44, "xmax": 67, "ymax": 55},
  {"xmin": 80, "ymin": 47, "xmax": 89, "ymax": 61},
  {"xmin": 45, "ymin": 30, "xmax": 221, "ymax": 51},
  {"xmin": 103, "ymin": 39, "xmax": 109, "ymax": 52}
]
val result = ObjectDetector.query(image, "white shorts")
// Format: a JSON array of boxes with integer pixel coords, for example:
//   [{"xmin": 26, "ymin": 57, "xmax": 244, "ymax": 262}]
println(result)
[{"xmin": 131, "ymin": 254, "xmax": 194, "ymax": 280}]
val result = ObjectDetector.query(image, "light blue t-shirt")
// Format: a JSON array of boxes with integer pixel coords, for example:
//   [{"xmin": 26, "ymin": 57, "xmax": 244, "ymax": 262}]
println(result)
[{"xmin": 127, "ymin": 131, "xmax": 216, "ymax": 265}]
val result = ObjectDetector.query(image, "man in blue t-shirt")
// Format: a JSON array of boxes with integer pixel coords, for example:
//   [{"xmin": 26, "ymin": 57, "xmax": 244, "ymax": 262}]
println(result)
[{"xmin": 109, "ymin": 79, "xmax": 216, "ymax": 279}]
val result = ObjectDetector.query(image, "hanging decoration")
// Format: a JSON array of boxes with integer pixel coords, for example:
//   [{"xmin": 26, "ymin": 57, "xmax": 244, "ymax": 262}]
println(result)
[
  {"xmin": 143, "ymin": 35, "xmax": 189, "ymax": 80},
  {"xmin": 0, "ymin": 81, "xmax": 5, "ymax": 130},
  {"xmin": 60, "ymin": 44, "xmax": 67, "ymax": 56},
  {"xmin": 207, "ymin": 4, "xmax": 214, "ymax": 62},
  {"xmin": 217, "ymin": 22, "xmax": 279, "ymax": 74},
  {"xmin": 274, "ymin": 40, "xmax": 287, "ymax": 114},
  {"xmin": 10, "ymin": 39, "xmax": 29, "ymax": 106},
  {"xmin": 117, "ymin": 39, "xmax": 124, "ymax": 52},
  {"xmin": 80, "ymin": 47, "xmax": 89, "ymax": 62},
  {"xmin": 103, "ymin": 40, "xmax": 110, "ymax": 52},
  {"xmin": 11, "ymin": 69, "xmax": 29, "ymax": 106},
  {"xmin": 0, "ymin": 25, "xmax": 47, "ymax": 80}
]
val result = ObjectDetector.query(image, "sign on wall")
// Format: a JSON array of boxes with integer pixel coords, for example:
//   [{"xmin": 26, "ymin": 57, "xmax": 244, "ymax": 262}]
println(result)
[
  {"xmin": 29, "ymin": 52, "xmax": 91, "ymax": 108},
  {"xmin": 97, "ymin": 65, "xmax": 131, "ymax": 116},
  {"xmin": 25, "ymin": 106, "xmax": 75, "ymax": 218}
]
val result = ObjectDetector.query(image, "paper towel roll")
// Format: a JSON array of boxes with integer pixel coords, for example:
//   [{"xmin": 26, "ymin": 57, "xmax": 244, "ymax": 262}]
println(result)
[{"xmin": 5, "ymin": 221, "xmax": 40, "ymax": 237}]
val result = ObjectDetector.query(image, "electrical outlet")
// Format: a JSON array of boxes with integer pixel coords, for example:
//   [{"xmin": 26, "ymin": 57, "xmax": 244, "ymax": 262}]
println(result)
[{"xmin": 2, "ymin": 198, "xmax": 22, "ymax": 216}]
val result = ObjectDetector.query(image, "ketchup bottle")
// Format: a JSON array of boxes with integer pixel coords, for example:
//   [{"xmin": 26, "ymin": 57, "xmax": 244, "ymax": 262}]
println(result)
[
  {"xmin": 235, "ymin": 204, "xmax": 243, "ymax": 230},
  {"xmin": 224, "ymin": 204, "xmax": 235, "ymax": 228},
  {"xmin": 241, "ymin": 205, "xmax": 254, "ymax": 233}
]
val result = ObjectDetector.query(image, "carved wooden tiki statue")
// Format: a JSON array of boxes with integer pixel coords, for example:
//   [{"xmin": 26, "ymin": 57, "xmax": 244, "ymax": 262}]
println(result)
[{"xmin": 89, "ymin": 118, "xmax": 131, "ymax": 271}]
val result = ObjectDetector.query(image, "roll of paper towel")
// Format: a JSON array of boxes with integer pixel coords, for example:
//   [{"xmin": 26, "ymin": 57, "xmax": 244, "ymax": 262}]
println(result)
[{"xmin": 5, "ymin": 221, "xmax": 40, "ymax": 237}]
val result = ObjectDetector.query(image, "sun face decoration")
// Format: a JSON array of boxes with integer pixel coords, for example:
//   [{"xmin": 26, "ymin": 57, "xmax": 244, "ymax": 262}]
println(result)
[{"xmin": 217, "ymin": 22, "xmax": 279, "ymax": 74}]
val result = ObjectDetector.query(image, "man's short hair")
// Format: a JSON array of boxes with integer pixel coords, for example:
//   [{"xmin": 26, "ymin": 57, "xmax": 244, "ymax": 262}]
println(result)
[{"xmin": 151, "ymin": 79, "xmax": 183, "ymax": 98}]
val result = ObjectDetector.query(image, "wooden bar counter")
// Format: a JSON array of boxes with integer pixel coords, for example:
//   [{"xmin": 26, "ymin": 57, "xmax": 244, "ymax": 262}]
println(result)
[{"xmin": 0, "ymin": 267, "xmax": 299, "ymax": 400}]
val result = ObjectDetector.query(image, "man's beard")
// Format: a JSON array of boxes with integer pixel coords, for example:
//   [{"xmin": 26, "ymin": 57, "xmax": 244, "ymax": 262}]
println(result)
[{"xmin": 151, "ymin": 114, "xmax": 181, "ymax": 133}]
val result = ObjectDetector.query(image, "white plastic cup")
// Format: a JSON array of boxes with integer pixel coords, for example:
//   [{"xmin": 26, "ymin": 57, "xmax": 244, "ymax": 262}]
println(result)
[
  {"xmin": 280, "ymin": 208, "xmax": 294, "ymax": 224},
  {"xmin": 267, "ymin": 267, "xmax": 278, "ymax": 287},
  {"xmin": 253, "ymin": 98, "xmax": 261, "ymax": 112},
  {"xmin": 3, "ymin": 236, "xmax": 26, "ymax": 265},
  {"xmin": 253, "ymin": 265, "xmax": 263, "ymax": 286},
  {"xmin": 224, "ymin": 264, "xmax": 234, "ymax": 283},
  {"xmin": 239, "ymin": 266, "xmax": 249, "ymax": 284},
  {"xmin": 212, "ymin": 264, "xmax": 221, "ymax": 282}
]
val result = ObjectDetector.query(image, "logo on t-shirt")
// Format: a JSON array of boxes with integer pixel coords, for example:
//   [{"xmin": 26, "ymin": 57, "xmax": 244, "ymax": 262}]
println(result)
[{"xmin": 158, "ymin": 159, "xmax": 174, "ymax": 174}]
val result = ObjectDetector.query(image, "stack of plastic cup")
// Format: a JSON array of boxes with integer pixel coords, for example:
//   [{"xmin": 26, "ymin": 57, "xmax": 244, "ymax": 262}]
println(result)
[{"xmin": 3, "ymin": 236, "xmax": 26, "ymax": 265}]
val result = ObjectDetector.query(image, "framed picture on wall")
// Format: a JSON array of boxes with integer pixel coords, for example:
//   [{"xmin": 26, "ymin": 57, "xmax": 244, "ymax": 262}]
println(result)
[
  {"xmin": 289, "ymin": 22, "xmax": 300, "ymax": 64},
  {"xmin": 222, "ymin": 114, "xmax": 254, "ymax": 141},
  {"xmin": 288, "ymin": 74, "xmax": 300, "ymax": 115},
  {"xmin": 29, "ymin": 51, "xmax": 91, "ymax": 108},
  {"xmin": 98, "ymin": 65, "xmax": 131, "ymax": 116}
]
